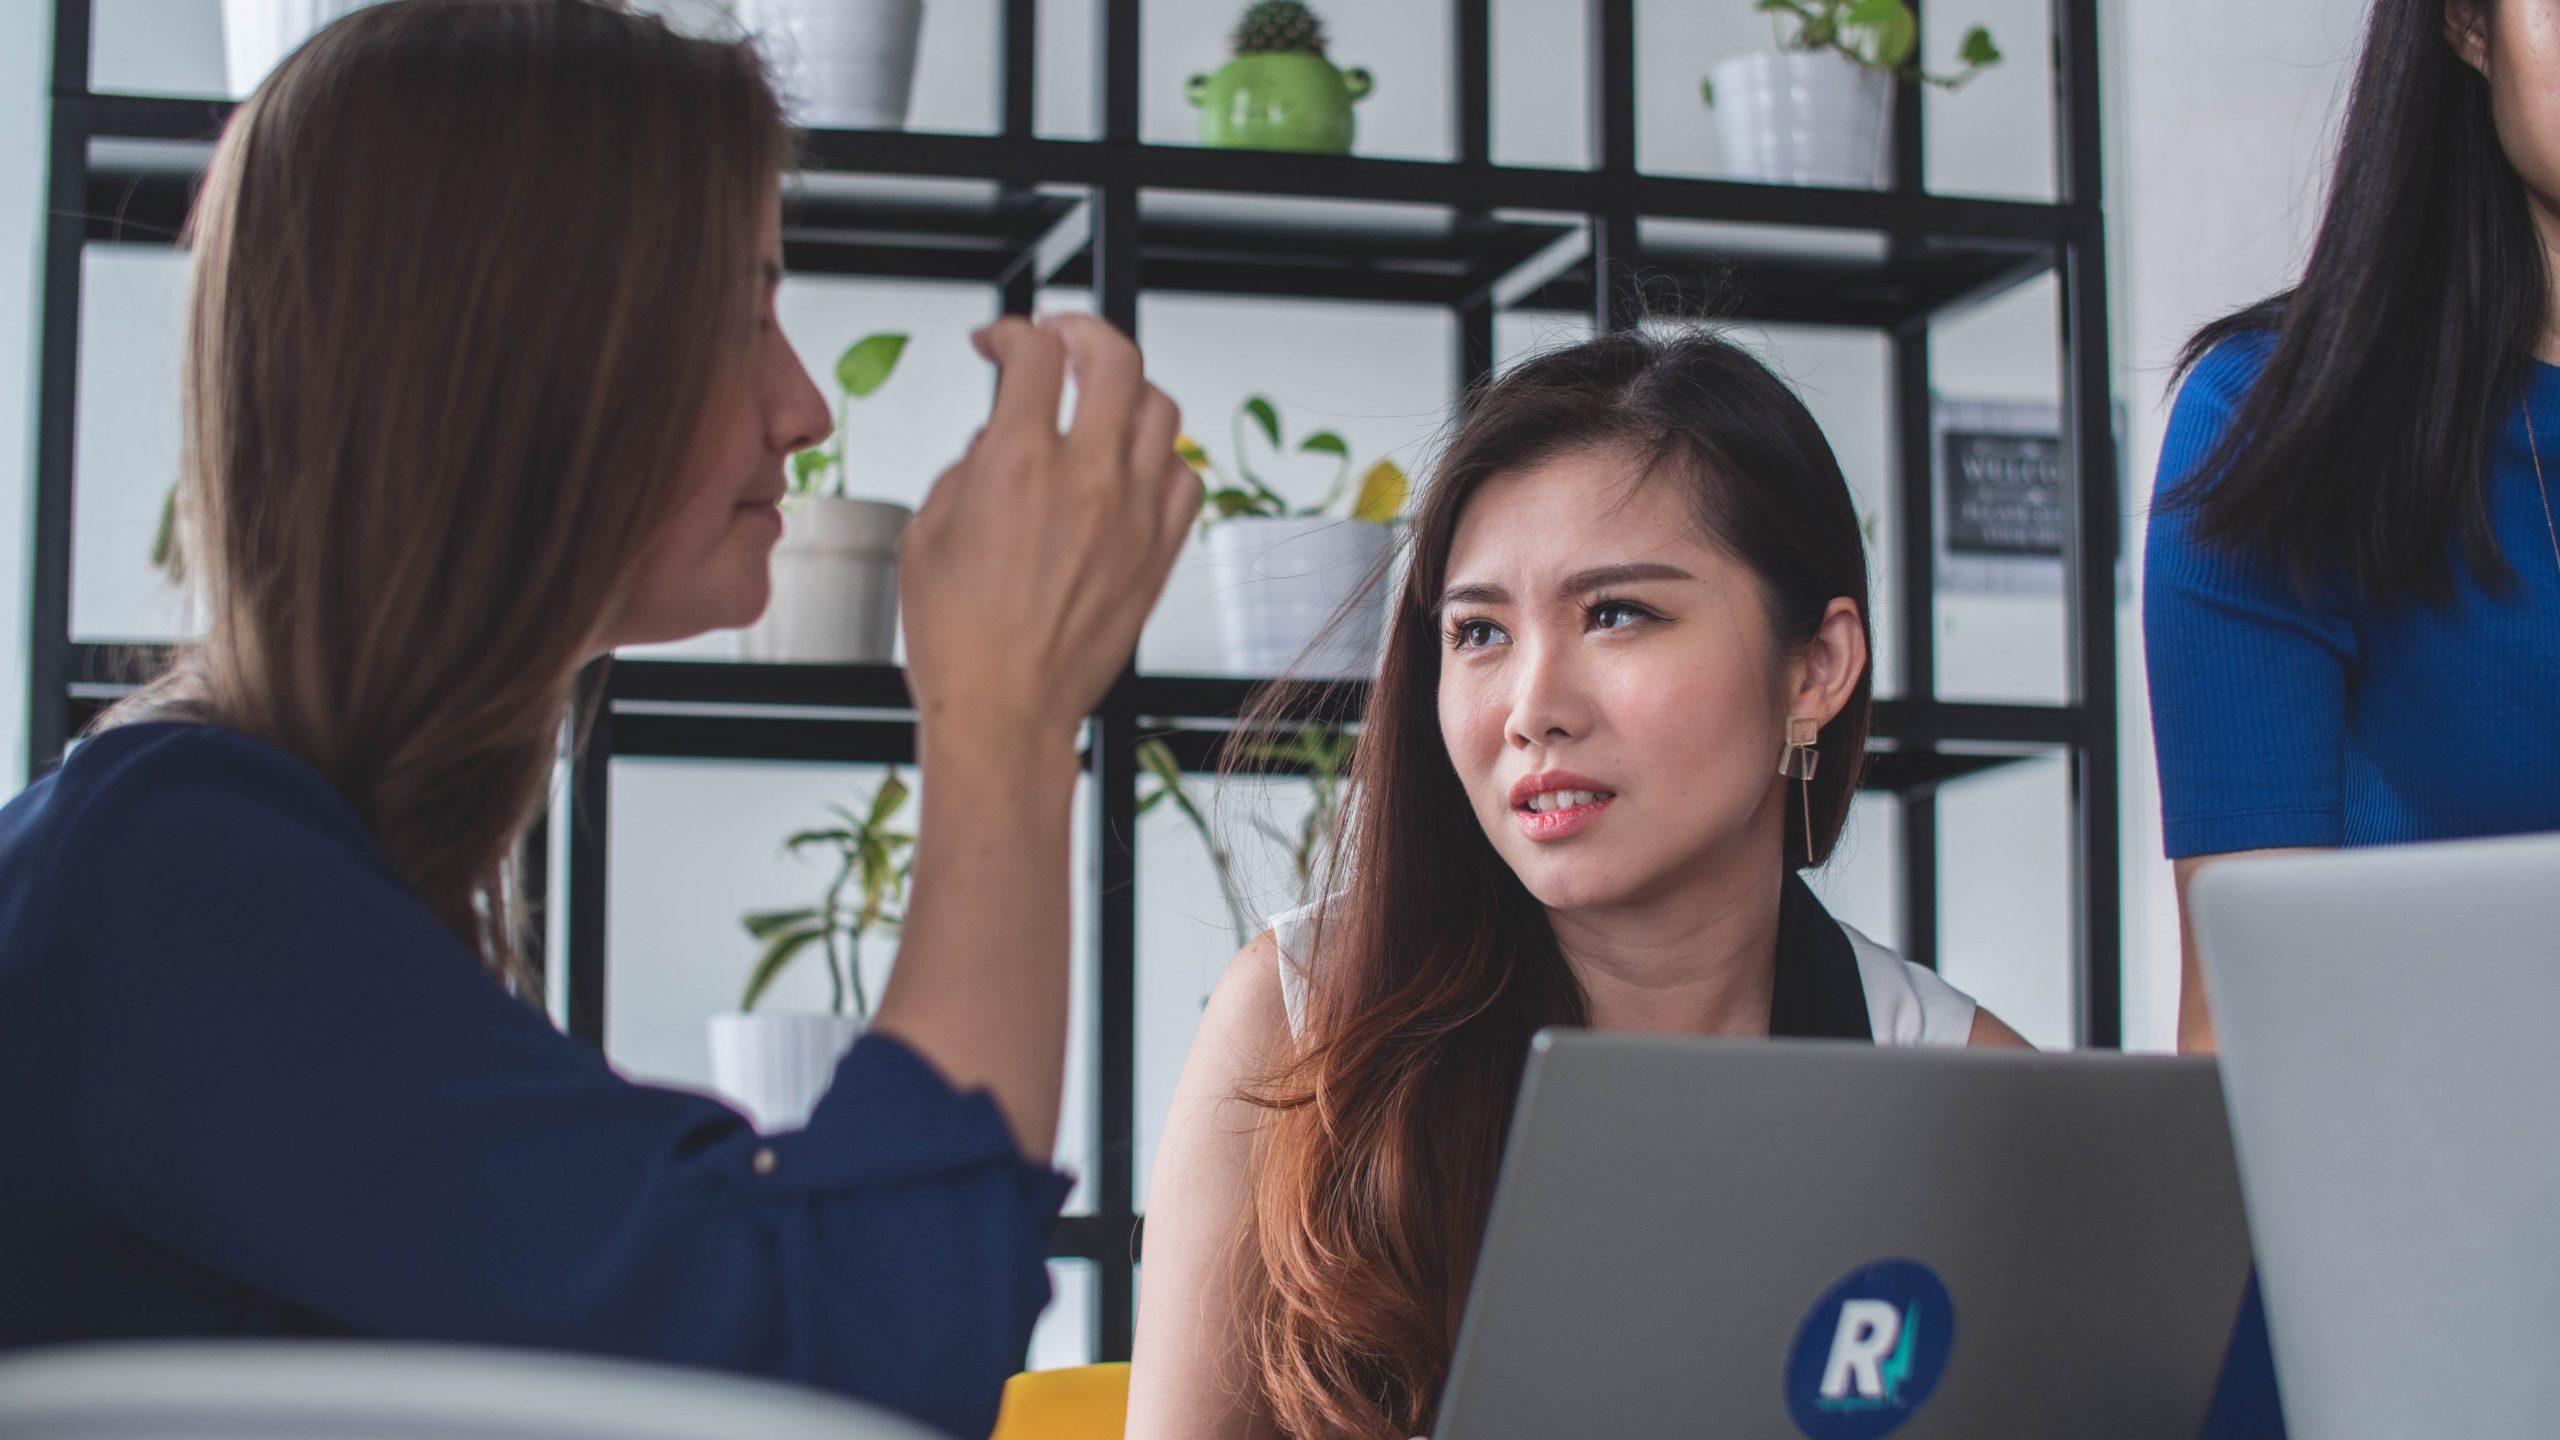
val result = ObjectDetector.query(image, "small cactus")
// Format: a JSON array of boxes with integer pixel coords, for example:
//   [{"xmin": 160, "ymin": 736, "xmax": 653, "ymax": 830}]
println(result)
[{"xmin": 1232, "ymin": 0, "xmax": 1327, "ymax": 57}]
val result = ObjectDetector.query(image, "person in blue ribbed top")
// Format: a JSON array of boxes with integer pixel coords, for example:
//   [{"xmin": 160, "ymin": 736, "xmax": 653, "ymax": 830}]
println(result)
[
  {"xmin": 0, "ymin": 4, "xmax": 1200, "ymax": 1437},
  {"xmin": 2148, "ymin": 2, "xmax": 2560, "ymax": 1435}
]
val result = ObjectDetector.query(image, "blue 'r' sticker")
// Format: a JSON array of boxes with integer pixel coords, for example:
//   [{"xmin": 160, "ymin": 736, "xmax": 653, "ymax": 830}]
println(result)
[{"xmin": 1781, "ymin": 1258, "xmax": 1956, "ymax": 1440}]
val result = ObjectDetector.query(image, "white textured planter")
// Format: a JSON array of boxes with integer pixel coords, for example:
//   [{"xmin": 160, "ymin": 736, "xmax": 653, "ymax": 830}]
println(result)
[
  {"xmin": 707, "ymin": 1012, "xmax": 864, "ymax": 1133},
  {"xmin": 740, "ymin": 497, "xmax": 911, "ymax": 664},
  {"xmin": 1205, "ymin": 517, "xmax": 1395, "ymax": 679},
  {"xmin": 1709, "ymin": 50, "xmax": 1893, "ymax": 190},
  {"xmin": 735, "ymin": 0, "xmax": 927, "ymax": 130},
  {"xmin": 221, "ymin": 0, "xmax": 389, "ymax": 97}
]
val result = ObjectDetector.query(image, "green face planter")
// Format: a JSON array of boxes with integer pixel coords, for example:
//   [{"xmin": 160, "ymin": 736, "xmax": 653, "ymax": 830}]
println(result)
[
  {"xmin": 1187, "ymin": 54, "xmax": 1372, "ymax": 154},
  {"xmin": 1188, "ymin": 0, "xmax": 1371, "ymax": 156}
]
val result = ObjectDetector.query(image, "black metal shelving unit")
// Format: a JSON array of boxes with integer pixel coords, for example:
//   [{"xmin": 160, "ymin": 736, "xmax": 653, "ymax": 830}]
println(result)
[{"xmin": 30, "ymin": 0, "xmax": 2119, "ymax": 1365}]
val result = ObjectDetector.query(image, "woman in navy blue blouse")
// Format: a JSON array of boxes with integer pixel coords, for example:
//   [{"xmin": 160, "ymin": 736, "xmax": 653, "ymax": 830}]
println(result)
[
  {"xmin": 2149, "ymin": 2, "xmax": 2560, "ymax": 1433},
  {"xmin": 0, "ymin": 4, "xmax": 1198, "ymax": 1437}
]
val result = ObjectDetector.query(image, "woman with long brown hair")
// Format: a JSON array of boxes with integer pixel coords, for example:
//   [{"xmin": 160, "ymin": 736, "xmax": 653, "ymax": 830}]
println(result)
[
  {"xmin": 1127, "ymin": 328, "xmax": 2027, "ymax": 1440},
  {"xmin": 0, "ymin": 4, "xmax": 1197, "ymax": 1436}
]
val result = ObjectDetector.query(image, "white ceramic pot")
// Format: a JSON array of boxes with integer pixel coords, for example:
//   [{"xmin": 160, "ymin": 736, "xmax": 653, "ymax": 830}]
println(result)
[
  {"xmin": 740, "ymin": 496, "xmax": 911, "ymax": 664},
  {"xmin": 1708, "ymin": 49, "xmax": 1894, "ymax": 190},
  {"xmin": 1205, "ymin": 516, "xmax": 1395, "ymax": 679},
  {"xmin": 707, "ymin": 1012, "xmax": 864, "ymax": 1133},
  {"xmin": 221, "ymin": 0, "xmax": 390, "ymax": 97},
  {"xmin": 733, "ymin": 0, "xmax": 927, "ymax": 130}
]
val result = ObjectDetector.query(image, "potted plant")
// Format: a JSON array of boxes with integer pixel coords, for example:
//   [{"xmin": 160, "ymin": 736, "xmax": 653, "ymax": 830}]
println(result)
[
  {"xmin": 1137, "ymin": 724, "xmax": 1353, "ymax": 950},
  {"xmin": 730, "ymin": 0, "xmax": 927, "ymax": 131},
  {"xmin": 1183, "ymin": 396, "xmax": 1406, "ymax": 679},
  {"xmin": 220, "ymin": 0, "xmax": 387, "ymax": 97},
  {"xmin": 146, "ymin": 484, "xmax": 204, "ymax": 638},
  {"xmin": 1187, "ymin": 0, "xmax": 1373, "ymax": 155},
  {"xmin": 739, "ymin": 331, "xmax": 915, "ymax": 665},
  {"xmin": 708, "ymin": 771, "xmax": 914, "ymax": 1132},
  {"xmin": 1704, "ymin": 0, "xmax": 1999, "ymax": 190}
]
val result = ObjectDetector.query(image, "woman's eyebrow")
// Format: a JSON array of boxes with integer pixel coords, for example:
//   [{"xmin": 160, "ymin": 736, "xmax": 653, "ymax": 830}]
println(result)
[
  {"xmin": 1559, "ymin": 561, "xmax": 1694, "ymax": 594},
  {"xmin": 1435, "ymin": 562, "xmax": 1694, "ymax": 615},
  {"xmin": 761, "ymin": 260, "xmax": 784, "ymax": 293},
  {"xmin": 1437, "ymin": 581, "xmax": 1508, "ymax": 613}
]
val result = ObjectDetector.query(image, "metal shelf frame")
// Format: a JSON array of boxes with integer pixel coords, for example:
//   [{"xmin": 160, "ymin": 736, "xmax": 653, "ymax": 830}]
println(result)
[{"xmin": 27, "ymin": 0, "xmax": 2121, "ymax": 1366}]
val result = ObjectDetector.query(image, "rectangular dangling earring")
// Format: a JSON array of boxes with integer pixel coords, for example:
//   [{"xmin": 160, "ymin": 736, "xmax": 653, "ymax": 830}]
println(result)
[{"xmin": 1779, "ymin": 718, "xmax": 1820, "ymax": 867}]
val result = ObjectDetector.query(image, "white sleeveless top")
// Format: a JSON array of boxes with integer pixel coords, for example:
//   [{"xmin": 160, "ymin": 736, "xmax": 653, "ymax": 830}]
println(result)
[{"xmin": 1267, "ymin": 895, "xmax": 1979, "ymax": 1047}]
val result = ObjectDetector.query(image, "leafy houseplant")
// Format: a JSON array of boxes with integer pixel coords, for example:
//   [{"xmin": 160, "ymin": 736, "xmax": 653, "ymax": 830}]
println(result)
[
  {"xmin": 1137, "ymin": 725, "xmax": 1354, "ymax": 951},
  {"xmin": 1187, "ymin": 0, "xmax": 1373, "ymax": 155},
  {"xmin": 1706, "ymin": 0, "xmax": 2002, "ymax": 191},
  {"xmin": 1182, "ymin": 396, "xmax": 1408, "ymax": 679},
  {"xmin": 736, "ymin": 770, "xmax": 915, "ymax": 1019},
  {"xmin": 741, "ymin": 331, "xmax": 916, "ymax": 664},
  {"xmin": 1709, "ymin": 0, "xmax": 1999, "ymax": 100},
  {"xmin": 707, "ymin": 772, "xmax": 915, "ymax": 1132},
  {"xmin": 150, "ymin": 486, "xmax": 182, "ymax": 582},
  {"xmin": 146, "ymin": 484, "xmax": 205, "ymax": 638},
  {"xmin": 788, "ymin": 332, "xmax": 909, "ymax": 501},
  {"xmin": 1182, "ymin": 394, "xmax": 1408, "ymax": 532}
]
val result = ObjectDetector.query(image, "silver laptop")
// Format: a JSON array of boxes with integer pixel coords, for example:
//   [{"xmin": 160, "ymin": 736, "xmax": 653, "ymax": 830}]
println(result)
[
  {"xmin": 2191, "ymin": 832, "xmax": 2560, "ymax": 1440},
  {"xmin": 1434, "ymin": 1033, "xmax": 2252, "ymax": 1440}
]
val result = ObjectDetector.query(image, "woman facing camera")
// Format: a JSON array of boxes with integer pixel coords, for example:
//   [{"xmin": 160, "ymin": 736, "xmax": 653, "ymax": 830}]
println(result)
[{"xmin": 1128, "ymin": 330, "xmax": 2027, "ymax": 1440}]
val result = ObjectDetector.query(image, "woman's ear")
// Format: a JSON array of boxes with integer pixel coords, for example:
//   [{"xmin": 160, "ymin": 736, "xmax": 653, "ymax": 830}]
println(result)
[
  {"xmin": 2446, "ymin": 0, "xmax": 2491, "ymax": 78},
  {"xmin": 1789, "ymin": 597, "xmax": 1869, "ymax": 729}
]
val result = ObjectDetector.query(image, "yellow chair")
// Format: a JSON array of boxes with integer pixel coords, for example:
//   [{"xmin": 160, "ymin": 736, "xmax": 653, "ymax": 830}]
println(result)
[{"xmin": 987, "ymin": 1363, "xmax": 1128, "ymax": 1440}]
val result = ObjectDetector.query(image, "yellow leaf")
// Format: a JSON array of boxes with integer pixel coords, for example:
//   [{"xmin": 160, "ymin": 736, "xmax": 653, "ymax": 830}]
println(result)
[
  {"xmin": 1350, "ymin": 458, "xmax": 1407, "ymax": 524},
  {"xmin": 1175, "ymin": 433, "xmax": 1212, "ymax": 474}
]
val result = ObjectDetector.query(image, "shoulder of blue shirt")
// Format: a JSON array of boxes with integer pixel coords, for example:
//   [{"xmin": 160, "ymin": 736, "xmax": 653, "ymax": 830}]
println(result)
[
  {"xmin": 38, "ymin": 719, "xmax": 393, "ymax": 879},
  {"xmin": 2158, "ymin": 328, "xmax": 2279, "ymax": 484}
]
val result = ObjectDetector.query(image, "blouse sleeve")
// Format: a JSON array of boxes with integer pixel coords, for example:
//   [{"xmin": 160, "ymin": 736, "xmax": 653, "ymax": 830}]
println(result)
[
  {"xmin": 2142, "ymin": 335, "xmax": 2360, "ymax": 859},
  {"xmin": 52, "ymin": 729, "xmax": 1068, "ymax": 1440}
]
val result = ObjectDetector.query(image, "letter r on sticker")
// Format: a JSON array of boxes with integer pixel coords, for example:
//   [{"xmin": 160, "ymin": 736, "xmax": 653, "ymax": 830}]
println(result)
[{"xmin": 1818, "ymin": 1299, "xmax": 1904, "ymax": 1401}]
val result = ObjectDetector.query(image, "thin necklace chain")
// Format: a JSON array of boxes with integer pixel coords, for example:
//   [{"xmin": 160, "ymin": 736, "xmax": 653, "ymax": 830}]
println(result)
[{"xmin": 2525, "ymin": 401, "xmax": 2560, "ymax": 583}]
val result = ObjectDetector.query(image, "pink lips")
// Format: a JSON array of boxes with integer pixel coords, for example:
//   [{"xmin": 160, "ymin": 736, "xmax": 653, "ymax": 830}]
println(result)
[
  {"xmin": 1508, "ymin": 770, "xmax": 1618, "ymax": 843},
  {"xmin": 1513, "ymin": 792, "xmax": 1614, "ymax": 842}
]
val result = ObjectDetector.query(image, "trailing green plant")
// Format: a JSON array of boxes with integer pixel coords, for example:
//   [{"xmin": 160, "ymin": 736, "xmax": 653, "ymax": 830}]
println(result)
[
  {"xmin": 1137, "ymin": 724, "xmax": 1354, "ymax": 949},
  {"xmin": 788, "ymin": 331, "xmax": 910, "ymax": 500},
  {"xmin": 1178, "ymin": 394, "xmax": 1408, "ymax": 532},
  {"xmin": 1231, "ymin": 0, "xmax": 1328, "ymax": 57},
  {"xmin": 737, "ymin": 770, "xmax": 915, "ymax": 1017},
  {"xmin": 150, "ymin": 484, "xmax": 183, "ymax": 581},
  {"xmin": 1706, "ymin": 0, "xmax": 1999, "ymax": 102}
]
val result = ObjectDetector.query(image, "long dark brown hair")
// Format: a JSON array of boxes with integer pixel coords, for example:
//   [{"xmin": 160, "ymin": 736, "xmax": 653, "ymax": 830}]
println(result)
[
  {"xmin": 2171, "ymin": 0, "xmax": 2536, "ymax": 603},
  {"xmin": 99, "ymin": 0, "xmax": 792, "ymax": 994},
  {"xmin": 1235, "ymin": 328, "xmax": 1874, "ymax": 1440}
]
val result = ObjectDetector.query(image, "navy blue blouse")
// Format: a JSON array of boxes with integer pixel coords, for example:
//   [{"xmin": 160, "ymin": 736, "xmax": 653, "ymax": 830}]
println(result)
[{"xmin": 0, "ymin": 721, "xmax": 1070, "ymax": 1439}]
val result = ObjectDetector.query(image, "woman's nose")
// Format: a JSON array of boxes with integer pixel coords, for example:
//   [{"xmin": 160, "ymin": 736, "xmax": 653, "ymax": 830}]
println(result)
[
  {"xmin": 772, "ymin": 342, "xmax": 832, "ymax": 457},
  {"xmin": 1504, "ymin": 638, "xmax": 1592, "ymax": 749}
]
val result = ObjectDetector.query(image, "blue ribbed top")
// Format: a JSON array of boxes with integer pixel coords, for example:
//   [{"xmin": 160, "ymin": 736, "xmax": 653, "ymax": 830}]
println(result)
[{"xmin": 2144, "ymin": 333, "xmax": 2560, "ymax": 859}]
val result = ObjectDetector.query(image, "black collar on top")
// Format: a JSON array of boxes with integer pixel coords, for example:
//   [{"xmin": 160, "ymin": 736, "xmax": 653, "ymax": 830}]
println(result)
[{"xmin": 1768, "ymin": 872, "xmax": 1876, "ymax": 1043}]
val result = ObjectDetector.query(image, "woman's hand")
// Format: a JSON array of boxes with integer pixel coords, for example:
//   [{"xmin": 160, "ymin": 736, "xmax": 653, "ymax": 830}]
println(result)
[
  {"xmin": 898, "ymin": 313, "xmax": 1198, "ymax": 754},
  {"xmin": 871, "ymin": 312, "xmax": 1196, "ymax": 1159}
]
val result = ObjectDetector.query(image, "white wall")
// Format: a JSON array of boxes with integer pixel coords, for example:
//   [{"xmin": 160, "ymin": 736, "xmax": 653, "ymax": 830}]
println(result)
[{"xmin": 1, "ymin": 0, "xmax": 2376, "ymax": 1363}]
